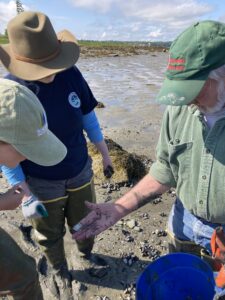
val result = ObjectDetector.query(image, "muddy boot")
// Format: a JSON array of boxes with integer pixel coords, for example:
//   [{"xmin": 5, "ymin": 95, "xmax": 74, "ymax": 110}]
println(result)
[
  {"xmin": 77, "ymin": 253, "xmax": 109, "ymax": 279},
  {"xmin": 48, "ymin": 262, "xmax": 75, "ymax": 300}
]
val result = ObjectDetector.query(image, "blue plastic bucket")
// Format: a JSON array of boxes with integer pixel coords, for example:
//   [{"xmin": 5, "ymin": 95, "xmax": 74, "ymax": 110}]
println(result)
[{"xmin": 136, "ymin": 253, "xmax": 215, "ymax": 300}]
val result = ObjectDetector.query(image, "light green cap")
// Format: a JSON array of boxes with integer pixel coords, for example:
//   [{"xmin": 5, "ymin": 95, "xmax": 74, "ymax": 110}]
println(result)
[
  {"xmin": 0, "ymin": 79, "xmax": 67, "ymax": 166},
  {"xmin": 156, "ymin": 20, "xmax": 225, "ymax": 106}
]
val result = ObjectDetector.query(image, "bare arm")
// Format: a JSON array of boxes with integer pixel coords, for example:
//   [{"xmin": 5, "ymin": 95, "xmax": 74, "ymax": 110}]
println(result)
[
  {"xmin": 94, "ymin": 140, "xmax": 112, "ymax": 169},
  {"xmin": 72, "ymin": 174, "xmax": 170, "ymax": 240},
  {"xmin": 113, "ymin": 173, "xmax": 169, "ymax": 217}
]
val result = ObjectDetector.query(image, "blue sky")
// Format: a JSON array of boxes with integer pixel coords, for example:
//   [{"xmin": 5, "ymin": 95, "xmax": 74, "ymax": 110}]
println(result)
[{"xmin": 1, "ymin": 0, "xmax": 225, "ymax": 41}]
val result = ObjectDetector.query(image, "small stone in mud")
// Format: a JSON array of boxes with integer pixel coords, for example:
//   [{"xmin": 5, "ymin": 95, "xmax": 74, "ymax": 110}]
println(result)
[
  {"xmin": 124, "ymin": 283, "xmax": 136, "ymax": 297},
  {"xmin": 116, "ymin": 220, "xmax": 124, "ymax": 226},
  {"xmin": 160, "ymin": 212, "xmax": 167, "ymax": 217},
  {"xmin": 140, "ymin": 241, "xmax": 161, "ymax": 260},
  {"xmin": 122, "ymin": 253, "xmax": 138, "ymax": 266},
  {"xmin": 126, "ymin": 219, "xmax": 137, "ymax": 229},
  {"xmin": 125, "ymin": 235, "xmax": 134, "ymax": 242},
  {"xmin": 134, "ymin": 226, "xmax": 142, "ymax": 232},
  {"xmin": 154, "ymin": 229, "xmax": 167, "ymax": 237},
  {"xmin": 152, "ymin": 197, "xmax": 162, "ymax": 204},
  {"xmin": 142, "ymin": 213, "xmax": 149, "ymax": 219},
  {"xmin": 104, "ymin": 195, "xmax": 112, "ymax": 202},
  {"xmin": 96, "ymin": 101, "xmax": 105, "ymax": 108}
]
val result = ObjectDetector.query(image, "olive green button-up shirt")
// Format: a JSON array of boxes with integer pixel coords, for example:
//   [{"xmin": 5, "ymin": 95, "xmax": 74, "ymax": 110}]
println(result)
[{"xmin": 150, "ymin": 105, "xmax": 225, "ymax": 223}]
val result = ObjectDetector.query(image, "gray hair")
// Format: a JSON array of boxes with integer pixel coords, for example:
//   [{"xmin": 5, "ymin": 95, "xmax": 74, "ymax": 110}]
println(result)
[{"xmin": 208, "ymin": 65, "xmax": 225, "ymax": 102}]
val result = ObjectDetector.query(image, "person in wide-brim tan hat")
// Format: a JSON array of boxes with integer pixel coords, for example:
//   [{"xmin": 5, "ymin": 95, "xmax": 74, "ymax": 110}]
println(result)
[
  {"xmin": 0, "ymin": 10, "xmax": 113, "ymax": 300},
  {"xmin": 0, "ymin": 11, "xmax": 80, "ymax": 81}
]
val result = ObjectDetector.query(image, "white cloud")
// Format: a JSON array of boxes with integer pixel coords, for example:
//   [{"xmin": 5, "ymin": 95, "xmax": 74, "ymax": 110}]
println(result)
[
  {"xmin": 0, "ymin": 1, "xmax": 17, "ymax": 33},
  {"xmin": 101, "ymin": 32, "xmax": 106, "ymax": 39},
  {"xmin": 121, "ymin": 0, "xmax": 212, "ymax": 22},
  {"xmin": 68, "ymin": 0, "xmax": 215, "ymax": 41},
  {"xmin": 68, "ymin": 0, "xmax": 212, "ymax": 23},
  {"xmin": 68, "ymin": 0, "xmax": 116, "ymax": 13},
  {"xmin": 0, "ymin": 0, "xmax": 29, "ymax": 34},
  {"xmin": 147, "ymin": 29, "xmax": 162, "ymax": 38}
]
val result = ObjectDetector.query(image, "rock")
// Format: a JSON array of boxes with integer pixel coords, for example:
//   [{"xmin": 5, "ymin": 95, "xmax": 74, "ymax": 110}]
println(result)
[
  {"xmin": 96, "ymin": 101, "xmax": 105, "ymax": 108},
  {"xmin": 126, "ymin": 219, "xmax": 136, "ymax": 229}
]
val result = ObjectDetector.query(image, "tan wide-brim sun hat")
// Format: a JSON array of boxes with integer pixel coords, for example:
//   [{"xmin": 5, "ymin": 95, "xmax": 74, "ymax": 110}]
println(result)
[{"xmin": 0, "ymin": 11, "xmax": 80, "ymax": 81}]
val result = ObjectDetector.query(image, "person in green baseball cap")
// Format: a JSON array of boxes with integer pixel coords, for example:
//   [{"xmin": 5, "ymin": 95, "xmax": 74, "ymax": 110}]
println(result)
[
  {"xmin": 156, "ymin": 20, "xmax": 225, "ymax": 107},
  {"xmin": 0, "ymin": 78, "xmax": 67, "ymax": 299},
  {"xmin": 72, "ymin": 20, "xmax": 225, "ymax": 279}
]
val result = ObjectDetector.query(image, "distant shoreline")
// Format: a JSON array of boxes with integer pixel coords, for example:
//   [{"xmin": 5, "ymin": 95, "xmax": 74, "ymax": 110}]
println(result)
[
  {"xmin": 80, "ymin": 44, "xmax": 168, "ymax": 58},
  {"xmin": 0, "ymin": 36, "xmax": 169, "ymax": 59}
]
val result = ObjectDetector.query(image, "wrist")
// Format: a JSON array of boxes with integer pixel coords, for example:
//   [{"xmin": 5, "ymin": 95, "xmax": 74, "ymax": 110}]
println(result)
[
  {"xmin": 114, "ymin": 202, "xmax": 130, "ymax": 220},
  {"xmin": 19, "ymin": 182, "xmax": 31, "ymax": 199}
]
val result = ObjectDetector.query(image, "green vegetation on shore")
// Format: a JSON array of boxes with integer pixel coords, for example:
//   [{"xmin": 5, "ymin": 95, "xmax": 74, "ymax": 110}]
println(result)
[
  {"xmin": 0, "ymin": 36, "xmax": 8, "ymax": 44},
  {"xmin": 0, "ymin": 36, "xmax": 170, "ymax": 48},
  {"xmin": 79, "ymin": 40, "xmax": 171, "ymax": 48}
]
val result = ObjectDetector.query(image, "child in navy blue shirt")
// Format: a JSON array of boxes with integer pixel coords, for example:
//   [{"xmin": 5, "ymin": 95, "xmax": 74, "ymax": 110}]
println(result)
[{"xmin": 0, "ymin": 11, "xmax": 113, "ymax": 299}]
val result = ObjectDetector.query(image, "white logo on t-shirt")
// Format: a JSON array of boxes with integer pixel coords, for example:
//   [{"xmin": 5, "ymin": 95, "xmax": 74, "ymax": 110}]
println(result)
[{"xmin": 68, "ymin": 92, "xmax": 81, "ymax": 108}]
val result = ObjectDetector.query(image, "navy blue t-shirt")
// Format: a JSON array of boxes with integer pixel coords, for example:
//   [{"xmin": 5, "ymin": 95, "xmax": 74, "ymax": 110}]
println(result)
[{"xmin": 18, "ymin": 67, "xmax": 98, "ymax": 180}]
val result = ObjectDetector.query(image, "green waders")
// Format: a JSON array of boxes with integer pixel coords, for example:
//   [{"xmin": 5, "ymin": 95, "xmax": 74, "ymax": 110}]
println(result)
[
  {"xmin": 66, "ymin": 180, "xmax": 96, "ymax": 256},
  {"xmin": 0, "ymin": 227, "xmax": 43, "ymax": 300},
  {"xmin": 30, "ymin": 179, "xmax": 96, "ymax": 268}
]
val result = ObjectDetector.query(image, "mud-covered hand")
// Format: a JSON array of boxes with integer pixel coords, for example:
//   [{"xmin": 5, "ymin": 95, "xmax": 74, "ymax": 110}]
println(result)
[
  {"xmin": 72, "ymin": 201, "xmax": 125, "ymax": 240},
  {"xmin": 22, "ymin": 194, "xmax": 48, "ymax": 219},
  {"xmin": 103, "ymin": 165, "xmax": 114, "ymax": 178},
  {"xmin": 0, "ymin": 185, "xmax": 25, "ymax": 210}
]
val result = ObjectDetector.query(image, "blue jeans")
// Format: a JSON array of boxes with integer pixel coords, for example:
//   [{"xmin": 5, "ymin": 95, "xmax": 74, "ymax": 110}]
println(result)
[{"xmin": 167, "ymin": 198, "xmax": 224, "ymax": 254}]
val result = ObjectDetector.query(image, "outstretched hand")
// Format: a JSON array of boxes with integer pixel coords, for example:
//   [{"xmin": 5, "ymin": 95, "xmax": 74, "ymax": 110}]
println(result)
[{"xmin": 72, "ymin": 201, "xmax": 125, "ymax": 240}]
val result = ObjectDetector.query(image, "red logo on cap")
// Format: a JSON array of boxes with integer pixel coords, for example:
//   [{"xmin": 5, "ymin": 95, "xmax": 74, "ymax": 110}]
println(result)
[{"xmin": 167, "ymin": 56, "xmax": 185, "ymax": 71}]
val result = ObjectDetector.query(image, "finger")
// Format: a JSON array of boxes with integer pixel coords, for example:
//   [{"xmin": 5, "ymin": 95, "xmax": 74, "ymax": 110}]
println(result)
[
  {"xmin": 73, "ymin": 228, "xmax": 96, "ymax": 240},
  {"xmin": 73, "ymin": 226, "xmax": 103, "ymax": 240},
  {"xmin": 76, "ymin": 211, "xmax": 100, "ymax": 228},
  {"xmin": 13, "ymin": 184, "xmax": 25, "ymax": 195},
  {"xmin": 85, "ymin": 201, "xmax": 98, "ymax": 210}
]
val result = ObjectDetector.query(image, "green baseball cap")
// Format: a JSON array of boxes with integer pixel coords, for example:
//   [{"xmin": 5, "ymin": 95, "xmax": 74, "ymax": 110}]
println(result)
[
  {"xmin": 0, "ymin": 79, "xmax": 67, "ymax": 166},
  {"xmin": 156, "ymin": 20, "xmax": 225, "ymax": 106}
]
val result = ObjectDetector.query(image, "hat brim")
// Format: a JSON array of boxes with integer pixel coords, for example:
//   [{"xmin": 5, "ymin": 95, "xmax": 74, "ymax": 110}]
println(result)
[
  {"xmin": 156, "ymin": 77, "xmax": 207, "ymax": 106},
  {"xmin": 0, "ymin": 30, "xmax": 80, "ymax": 81},
  {"xmin": 13, "ymin": 129, "xmax": 67, "ymax": 166}
]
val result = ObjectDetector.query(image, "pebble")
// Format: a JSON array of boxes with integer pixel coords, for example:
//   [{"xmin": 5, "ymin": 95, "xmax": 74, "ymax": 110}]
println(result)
[
  {"xmin": 126, "ymin": 219, "xmax": 136, "ymax": 229},
  {"xmin": 133, "ymin": 226, "xmax": 141, "ymax": 232},
  {"xmin": 152, "ymin": 197, "xmax": 162, "ymax": 204},
  {"xmin": 122, "ymin": 253, "xmax": 138, "ymax": 266},
  {"xmin": 140, "ymin": 241, "xmax": 161, "ymax": 260},
  {"xmin": 160, "ymin": 212, "xmax": 167, "ymax": 217}
]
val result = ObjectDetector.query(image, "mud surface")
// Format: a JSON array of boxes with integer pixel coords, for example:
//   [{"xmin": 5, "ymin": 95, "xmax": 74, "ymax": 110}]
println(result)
[{"xmin": 0, "ymin": 175, "xmax": 174, "ymax": 300}]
